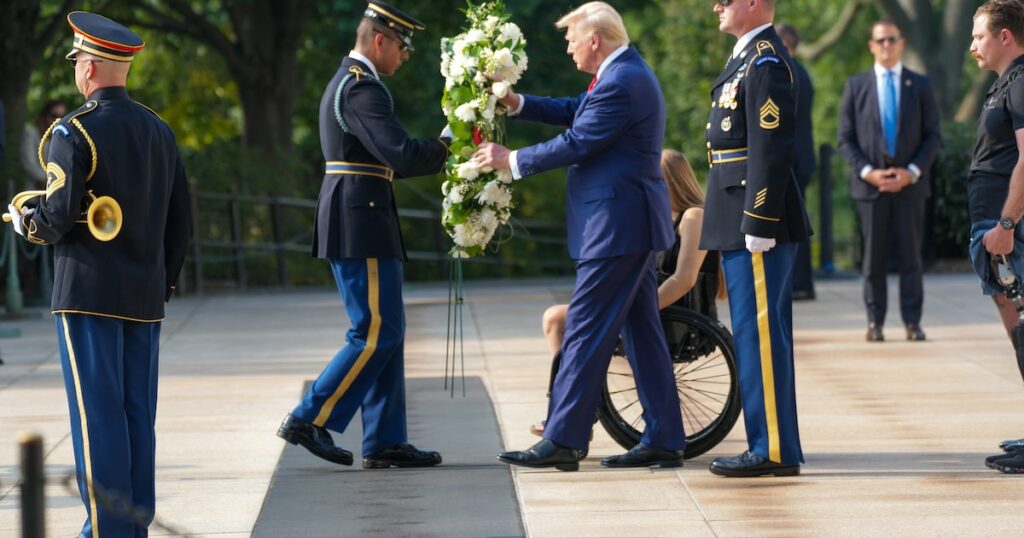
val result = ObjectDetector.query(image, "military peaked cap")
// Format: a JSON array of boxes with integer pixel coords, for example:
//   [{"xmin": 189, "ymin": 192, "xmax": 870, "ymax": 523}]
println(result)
[
  {"xmin": 363, "ymin": 1, "xmax": 425, "ymax": 50},
  {"xmin": 66, "ymin": 11, "xmax": 145, "ymax": 63}
]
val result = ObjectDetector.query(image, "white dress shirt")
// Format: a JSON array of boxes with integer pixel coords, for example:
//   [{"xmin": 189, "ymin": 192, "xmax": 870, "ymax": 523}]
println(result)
[{"xmin": 860, "ymin": 62, "xmax": 921, "ymax": 181}]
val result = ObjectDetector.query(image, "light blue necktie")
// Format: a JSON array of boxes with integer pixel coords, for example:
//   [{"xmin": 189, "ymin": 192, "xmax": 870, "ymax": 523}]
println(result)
[{"xmin": 882, "ymin": 70, "xmax": 898, "ymax": 157}]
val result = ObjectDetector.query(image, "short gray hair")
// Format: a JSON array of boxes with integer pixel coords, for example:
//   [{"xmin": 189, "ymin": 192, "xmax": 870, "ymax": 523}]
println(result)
[{"xmin": 555, "ymin": 2, "xmax": 630, "ymax": 48}]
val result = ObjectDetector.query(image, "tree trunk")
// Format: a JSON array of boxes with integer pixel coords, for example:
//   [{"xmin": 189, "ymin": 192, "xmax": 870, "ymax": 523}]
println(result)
[
  {"xmin": 130, "ymin": 0, "xmax": 313, "ymax": 164},
  {"xmin": 0, "ymin": 0, "xmax": 75, "ymax": 189}
]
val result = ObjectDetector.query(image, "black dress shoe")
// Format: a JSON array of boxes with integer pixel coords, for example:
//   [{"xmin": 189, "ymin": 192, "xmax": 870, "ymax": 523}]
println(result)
[
  {"xmin": 985, "ymin": 449, "xmax": 1024, "ymax": 473},
  {"xmin": 866, "ymin": 322, "xmax": 884, "ymax": 342},
  {"xmin": 497, "ymin": 439, "xmax": 584, "ymax": 471},
  {"xmin": 905, "ymin": 324, "xmax": 926, "ymax": 341},
  {"xmin": 277, "ymin": 414, "xmax": 353, "ymax": 466},
  {"xmin": 601, "ymin": 443, "xmax": 683, "ymax": 468},
  {"xmin": 999, "ymin": 437, "xmax": 1024, "ymax": 451},
  {"xmin": 363, "ymin": 442, "xmax": 442, "ymax": 469},
  {"xmin": 709, "ymin": 450, "xmax": 800, "ymax": 477}
]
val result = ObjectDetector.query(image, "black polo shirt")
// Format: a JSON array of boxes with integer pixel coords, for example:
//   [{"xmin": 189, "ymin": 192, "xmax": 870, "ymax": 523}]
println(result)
[{"xmin": 968, "ymin": 55, "xmax": 1024, "ymax": 222}]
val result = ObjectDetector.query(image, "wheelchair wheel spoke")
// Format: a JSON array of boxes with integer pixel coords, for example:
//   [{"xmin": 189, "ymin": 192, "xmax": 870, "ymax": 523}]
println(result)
[
  {"xmin": 677, "ymin": 372, "xmax": 731, "ymax": 385},
  {"xmin": 608, "ymin": 387, "xmax": 638, "ymax": 396},
  {"xmin": 616, "ymin": 397, "xmax": 642, "ymax": 415},
  {"xmin": 679, "ymin": 391, "xmax": 723, "ymax": 422},
  {"xmin": 679, "ymin": 386, "xmax": 728, "ymax": 407}
]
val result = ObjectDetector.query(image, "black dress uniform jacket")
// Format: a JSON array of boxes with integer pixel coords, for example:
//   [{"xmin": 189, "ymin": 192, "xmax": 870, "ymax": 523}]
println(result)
[
  {"xmin": 700, "ymin": 27, "xmax": 811, "ymax": 251},
  {"xmin": 313, "ymin": 56, "xmax": 449, "ymax": 260},
  {"xmin": 26, "ymin": 87, "xmax": 191, "ymax": 321}
]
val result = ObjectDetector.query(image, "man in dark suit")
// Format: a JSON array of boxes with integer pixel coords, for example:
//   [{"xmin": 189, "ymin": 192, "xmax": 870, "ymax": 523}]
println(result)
[
  {"xmin": 776, "ymin": 23, "xmax": 816, "ymax": 300},
  {"xmin": 838, "ymin": 19, "xmax": 941, "ymax": 342},
  {"xmin": 701, "ymin": 0, "xmax": 810, "ymax": 477},
  {"xmin": 475, "ymin": 1, "xmax": 685, "ymax": 471},
  {"xmin": 276, "ymin": 1, "xmax": 449, "ymax": 469},
  {"xmin": 6, "ymin": 11, "xmax": 191, "ymax": 535}
]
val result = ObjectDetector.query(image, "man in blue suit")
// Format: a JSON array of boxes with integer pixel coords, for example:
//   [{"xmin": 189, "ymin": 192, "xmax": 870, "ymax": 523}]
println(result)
[{"xmin": 474, "ymin": 1, "xmax": 685, "ymax": 471}]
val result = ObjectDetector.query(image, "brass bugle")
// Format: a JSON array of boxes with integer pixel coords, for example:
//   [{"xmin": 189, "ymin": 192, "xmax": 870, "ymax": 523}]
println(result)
[
  {"xmin": 2, "ymin": 190, "xmax": 122, "ymax": 242},
  {"xmin": 2, "ymin": 190, "xmax": 46, "ymax": 223}
]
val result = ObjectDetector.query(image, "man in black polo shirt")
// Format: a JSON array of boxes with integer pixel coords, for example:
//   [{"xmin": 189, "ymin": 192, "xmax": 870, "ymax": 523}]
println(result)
[{"xmin": 967, "ymin": 0, "xmax": 1024, "ymax": 474}]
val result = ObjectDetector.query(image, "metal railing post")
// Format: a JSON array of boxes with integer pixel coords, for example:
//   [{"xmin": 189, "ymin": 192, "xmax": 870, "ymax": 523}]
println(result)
[
  {"xmin": 270, "ymin": 198, "xmax": 290, "ymax": 288},
  {"xmin": 19, "ymin": 432, "xmax": 45, "ymax": 538},
  {"xmin": 228, "ymin": 194, "xmax": 247, "ymax": 289}
]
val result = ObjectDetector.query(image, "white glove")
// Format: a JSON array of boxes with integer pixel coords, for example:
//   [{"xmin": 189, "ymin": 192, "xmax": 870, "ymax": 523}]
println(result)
[
  {"xmin": 440, "ymin": 124, "xmax": 454, "ymax": 140},
  {"xmin": 7, "ymin": 204, "xmax": 35, "ymax": 238},
  {"xmin": 745, "ymin": 234, "xmax": 776, "ymax": 253}
]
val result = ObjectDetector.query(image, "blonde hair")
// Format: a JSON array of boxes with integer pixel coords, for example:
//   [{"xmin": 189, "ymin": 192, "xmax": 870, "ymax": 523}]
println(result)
[
  {"xmin": 660, "ymin": 149, "xmax": 704, "ymax": 213},
  {"xmin": 555, "ymin": 2, "xmax": 630, "ymax": 48}
]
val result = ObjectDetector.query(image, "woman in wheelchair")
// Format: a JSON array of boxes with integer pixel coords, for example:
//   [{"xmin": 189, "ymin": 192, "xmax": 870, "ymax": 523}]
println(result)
[{"xmin": 532, "ymin": 149, "xmax": 721, "ymax": 436}]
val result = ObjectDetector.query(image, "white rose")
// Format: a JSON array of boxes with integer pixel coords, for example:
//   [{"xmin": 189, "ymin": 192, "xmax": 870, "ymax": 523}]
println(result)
[
  {"xmin": 456, "ymin": 161, "xmax": 480, "ymax": 181},
  {"xmin": 493, "ymin": 48, "xmax": 514, "ymax": 67},
  {"xmin": 500, "ymin": 23, "xmax": 522, "ymax": 45},
  {"xmin": 495, "ymin": 169, "xmax": 513, "ymax": 183},
  {"xmin": 492, "ymin": 81, "xmax": 509, "ymax": 98},
  {"xmin": 474, "ymin": 72, "xmax": 488, "ymax": 84},
  {"xmin": 465, "ymin": 29, "xmax": 486, "ymax": 43},
  {"xmin": 454, "ymin": 103, "xmax": 477, "ymax": 123},
  {"xmin": 484, "ymin": 16, "xmax": 500, "ymax": 32},
  {"xmin": 477, "ymin": 181, "xmax": 512, "ymax": 208},
  {"xmin": 453, "ymin": 38, "xmax": 468, "ymax": 56},
  {"xmin": 447, "ymin": 184, "xmax": 465, "ymax": 204}
]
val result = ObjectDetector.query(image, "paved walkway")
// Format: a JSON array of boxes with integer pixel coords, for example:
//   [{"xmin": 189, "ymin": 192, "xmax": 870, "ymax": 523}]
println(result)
[{"xmin": 1, "ymin": 274, "xmax": 1023, "ymax": 537}]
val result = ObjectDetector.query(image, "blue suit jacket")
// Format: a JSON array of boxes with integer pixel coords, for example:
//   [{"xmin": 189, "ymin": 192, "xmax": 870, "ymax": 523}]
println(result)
[{"xmin": 515, "ymin": 47, "xmax": 673, "ymax": 260}]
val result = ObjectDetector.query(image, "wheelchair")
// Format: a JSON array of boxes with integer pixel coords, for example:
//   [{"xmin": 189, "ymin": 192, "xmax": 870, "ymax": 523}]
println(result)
[{"xmin": 546, "ymin": 271, "xmax": 741, "ymax": 459}]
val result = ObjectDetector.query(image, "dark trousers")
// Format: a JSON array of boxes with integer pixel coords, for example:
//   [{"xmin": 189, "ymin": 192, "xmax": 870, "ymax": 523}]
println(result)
[
  {"xmin": 56, "ymin": 313, "xmax": 161, "ymax": 538},
  {"xmin": 545, "ymin": 252, "xmax": 685, "ymax": 451},
  {"xmin": 856, "ymin": 191, "xmax": 926, "ymax": 326},
  {"xmin": 292, "ymin": 258, "xmax": 408, "ymax": 455},
  {"xmin": 722, "ymin": 245, "xmax": 803, "ymax": 465}
]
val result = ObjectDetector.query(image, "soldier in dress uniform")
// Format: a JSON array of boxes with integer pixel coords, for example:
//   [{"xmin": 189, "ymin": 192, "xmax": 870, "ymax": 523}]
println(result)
[
  {"xmin": 700, "ymin": 0, "xmax": 810, "ymax": 477},
  {"xmin": 276, "ymin": 0, "xmax": 450, "ymax": 469},
  {"xmin": 5, "ymin": 11, "xmax": 191, "ymax": 536}
]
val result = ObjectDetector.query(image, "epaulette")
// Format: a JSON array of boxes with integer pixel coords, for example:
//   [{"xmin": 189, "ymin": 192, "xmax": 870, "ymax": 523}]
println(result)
[
  {"xmin": 348, "ymin": 65, "xmax": 369, "ymax": 81},
  {"xmin": 335, "ymin": 65, "xmax": 392, "ymax": 134},
  {"xmin": 135, "ymin": 101, "xmax": 163, "ymax": 119},
  {"xmin": 37, "ymin": 100, "xmax": 99, "ymax": 172},
  {"xmin": 752, "ymin": 40, "xmax": 793, "ymax": 84},
  {"xmin": 755, "ymin": 40, "xmax": 777, "ymax": 56},
  {"xmin": 38, "ymin": 100, "xmax": 99, "ymax": 184}
]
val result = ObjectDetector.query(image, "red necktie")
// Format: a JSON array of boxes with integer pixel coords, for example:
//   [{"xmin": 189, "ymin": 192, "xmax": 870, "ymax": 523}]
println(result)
[{"xmin": 587, "ymin": 76, "xmax": 597, "ymax": 93}]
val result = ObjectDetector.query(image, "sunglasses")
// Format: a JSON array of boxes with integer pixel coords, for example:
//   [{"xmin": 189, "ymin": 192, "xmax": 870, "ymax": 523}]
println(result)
[
  {"xmin": 872, "ymin": 36, "xmax": 901, "ymax": 45},
  {"xmin": 717, "ymin": 0, "xmax": 733, "ymax": 5},
  {"xmin": 375, "ymin": 30, "xmax": 412, "ymax": 53},
  {"xmin": 67, "ymin": 57, "xmax": 104, "ymax": 67}
]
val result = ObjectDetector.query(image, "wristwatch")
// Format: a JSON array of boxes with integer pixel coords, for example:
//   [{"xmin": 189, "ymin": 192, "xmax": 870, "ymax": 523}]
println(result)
[{"xmin": 1000, "ymin": 215, "xmax": 1016, "ymax": 230}]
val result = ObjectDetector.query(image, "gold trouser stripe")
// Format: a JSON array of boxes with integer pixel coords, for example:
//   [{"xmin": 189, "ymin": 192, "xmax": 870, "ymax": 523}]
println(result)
[
  {"xmin": 60, "ymin": 314, "xmax": 101, "ymax": 536},
  {"xmin": 313, "ymin": 258, "xmax": 382, "ymax": 427},
  {"xmin": 751, "ymin": 252, "xmax": 781, "ymax": 463}
]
